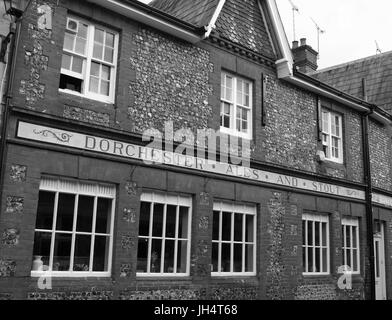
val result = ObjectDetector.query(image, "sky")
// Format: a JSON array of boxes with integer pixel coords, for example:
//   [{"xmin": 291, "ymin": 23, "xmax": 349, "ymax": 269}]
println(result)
[{"xmin": 139, "ymin": 0, "xmax": 392, "ymax": 69}]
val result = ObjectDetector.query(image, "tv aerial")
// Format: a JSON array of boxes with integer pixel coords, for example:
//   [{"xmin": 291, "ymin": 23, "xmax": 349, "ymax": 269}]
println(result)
[
  {"xmin": 288, "ymin": 0, "xmax": 300, "ymax": 41},
  {"xmin": 310, "ymin": 17, "xmax": 326, "ymax": 59}
]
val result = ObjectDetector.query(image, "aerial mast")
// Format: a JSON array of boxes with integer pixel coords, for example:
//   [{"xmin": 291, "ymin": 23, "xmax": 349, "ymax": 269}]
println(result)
[
  {"xmin": 288, "ymin": 0, "xmax": 300, "ymax": 41},
  {"xmin": 310, "ymin": 17, "xmax": 325, "ymax": 59}
]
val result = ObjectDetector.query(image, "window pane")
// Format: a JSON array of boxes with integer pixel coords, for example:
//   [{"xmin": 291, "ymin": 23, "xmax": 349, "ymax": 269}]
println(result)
[
  {"xmin": 212, "ymin": 242, "xmax": 219, "ymax": 272},
  {"xmin": 222, "ymin": 212, "xmax": 231, "ymax": 241},
  {"xmin": 308, "ymin": 247, "xmax": 313, "ymax": 272},
  {"xmin": 53, "ymin": 233, "xmax": 72, "ymax": 271},
  {"xmin": 90, "ymin": 62, "xmax": 100, "ymax": 77},
  {"xmin": 104, "ymin": 47, "xmax": 114, "ymax": 63},
  {"xmin": 178, "ymin": 206, "xmax": 189, "ymax": 239},
  {"xmin": 96, "ymin": 198, "xmax": 112, "ymax": 234},
  {"xmin": 93, "ymin": 43, "xmax": 103, "ymax": 60},
  {"xmin": 164, "ymin": 240, "xmax": 175, "ymax": 273},
  {"xmin": 139, "ymin": 202, "xmax": 151, "ymax": 236},
  {"xmin": 150, "ymin": 239, "xmax": 162, "ymax": 273},
  {"xmin": 73, "ymin": 235, "xmax": 91, "ymax": 271},
  {"xmin": 92, "ymin": 236, "xmax": 109, "ymax": 271},
  {"xmin": 75, "ymin": 37, "xmax": 86, "ymax": 55},
  {"xmin": 346, "ymin": 248, "xmax": 352, "ymax": 269},
  {"xmin": 101, "ymin": 80, "xmax": 110, "ymax": 96},
  {"xmin": 221, "ymin": 243, "xmax": 231, "ymax": 272},
  {"xmin": 234, "ymin": 213, "xmax": 243, "ymax": 241},
  {"xmin": 353, "ymin": 249, "xmax": 358, "ymax": 271},
  {"xmin": 152, "ymin": 203, "xmax": 164, "ymax": 237},
  {"xmin": 346, "ymin": 227, "xmax": 351, "ymax": 248},
  {"xmin": 322, "ymin": 223, "xmax": 327, "ymax": 246},
  {"xmin": 106, "ymin": 32, "xmax": 115, "ymax": 47},
  {"xmin": 245, "ymin": 244, "xmax": 254, "ymax": 272},
  {"xmin": 353, "ymin": 226, "xmax": 358, "ymax": 248},
  {"xmin": 315, "ymin": 222, "xmax": 320, "ymax": 246},
  {"xmin": 177, "ymin": 240, "xmax": 188, "ymax": 273},
  {"xmin": 71, "ymin": 56, "xmax": 83, "ymax": 73},
  {"xmin": 234, "ymin": 244, "xmax": 242, "ymax": 272},
  {"xmin": 165, "ymin": 205, "xmax": 176, "ymax": 238},
  {"xmin": 35, "ymin": 191, "xmax": 55, "ymax": 230},
  {"xmin": 32, "ymin": 232, "xmax": 51, "ymax": 270},
  {"xmin": 76, "ymin": 195, "xmax": 94, "ymax": 233},
  {"xmin": 89, "ymin": 76, "xmax": 99, "ymax": 93},
  {"xmin": 61, "ymin": 53, "xmax": 72, "ymax": 70},
  {"xmin": 213, "ymin": 211, "xmax": 220, "ymax": 241},
  {"xmin": 78, "ymin": 23, "xmax": 88, "ymax": 38},
  {"xmin": 94, "ymin": 28, "xmax": 104, "ymax": 43},
  {"xmin": 246, "ymin": 215, "xmax": 254, "ymax": 242},
  {"xmin": 315, "ymin": 247, "xmax": 320, "ymax": 272},
  {"xmin": 101, "ymin": 65, "xmax": 110, "ymax": 80},
  {"xmin": 307, "ymin": 221, "xmax": 313, "ymax": 245},
  {"xmin": 302, "ymin": 220, "xmax": 306, "ymax": 246},
  {"xmin": 63, "ymin": 32, "xmax": 74, "ymax": 51},
  {"xmin": 56, "ymin": 193, "xmax": 75, "ymax": 231},
  {"xmin": 137, "ymin": 238, "xmax": 148, "ymax": 273}
]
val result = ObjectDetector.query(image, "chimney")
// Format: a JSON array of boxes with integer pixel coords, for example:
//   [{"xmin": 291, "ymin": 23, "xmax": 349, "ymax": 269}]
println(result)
[{"xmin": 292, "ymin": 38, "xmax": 318, "ymax": 74}]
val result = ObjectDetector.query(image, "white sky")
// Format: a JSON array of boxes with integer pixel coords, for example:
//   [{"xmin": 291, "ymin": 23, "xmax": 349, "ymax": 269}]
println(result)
[{"xmin": 139, "ymin": 0, "xmax": 392, "ymax": 69}]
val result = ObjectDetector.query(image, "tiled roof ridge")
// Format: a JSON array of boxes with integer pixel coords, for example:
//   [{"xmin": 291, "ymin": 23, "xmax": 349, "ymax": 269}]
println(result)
[{"xmin": 312, "ymin": 50, "xmax": 392, "ymax": 75}]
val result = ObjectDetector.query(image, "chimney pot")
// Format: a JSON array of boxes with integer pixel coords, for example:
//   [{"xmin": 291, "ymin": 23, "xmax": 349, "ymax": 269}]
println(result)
[
  {"xmin": 300, "ymin": 38, "xmax": 307, "ymax": 46},
  {"xmin": 292, "ymin": 40, "xmax": 299, "ymax": 49}
]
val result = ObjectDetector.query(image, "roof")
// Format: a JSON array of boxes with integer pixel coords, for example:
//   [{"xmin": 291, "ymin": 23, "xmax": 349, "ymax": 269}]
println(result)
[
  {"xmin": 149, "ymin": 0, "xmax": 220, "ymax": 27},
  {"xmin": 214, "ymin": 0, "xmax": 275, "ymax": 58},
  {"xmin": 150, "ymin": 0, "xmax": 276, "ymax": 59},
  {"xmin": 311, "ymin": 51, "xmax": 392, "ymax": 113}
]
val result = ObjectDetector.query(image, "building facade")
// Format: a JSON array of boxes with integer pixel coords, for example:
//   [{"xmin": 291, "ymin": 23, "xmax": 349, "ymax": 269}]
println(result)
[{"xmin": 0, "ymin": 0, "xmax": 391, "ymax": 300}]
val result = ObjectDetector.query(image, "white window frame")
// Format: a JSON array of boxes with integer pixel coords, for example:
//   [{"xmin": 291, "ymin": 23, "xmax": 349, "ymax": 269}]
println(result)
[
  {"xmin": 220, "ymin": 72, "xmax": 253, "ymax": 140},
  {"xmin": 302, "ymin": 213, "xmax": 330, "ymax": 275},
  {"xmin": 59, "ymin": 15, "xmax": 119, "ymax": 104},
  {"xmin": 137, "ymin": 193, "xmax": 192, "ymax": 277},
  {"xmin": 321, "ymin": 109, "xmax": 344, "ymax": 164},
  {"xmin": 212, "ymin": 202, "xmax": 257, "ymax": 277},
  {"xmin": 342, "ymin": 217, "xmax": 360, "ymax": 274},
  {"xmin": 31, "ymin": 177, "xmax": 116, "ymax": 278}
]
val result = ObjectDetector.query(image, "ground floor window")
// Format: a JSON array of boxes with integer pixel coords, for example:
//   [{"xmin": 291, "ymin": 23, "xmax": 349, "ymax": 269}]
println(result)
[
  {"xmin": 137, "ymin": 193, "xmax": 192, "ymax": 276},
  {"xmin": 302, "ymin": 213, "xmax": 330, "ymax": 275},
  {"xmin": 342, "ymin": 217, "xmax": 360, "ymax": 273},
  {"xmin": 31, "ymin": 177, "xmax": 116, "ymax": 277},
  {"xmin": 212, "ymin": 202, "xmax": 256, "ymax": 276}
]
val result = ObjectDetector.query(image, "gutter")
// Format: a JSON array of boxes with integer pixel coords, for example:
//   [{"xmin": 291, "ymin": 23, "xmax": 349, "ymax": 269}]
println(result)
[{"xmin": 91, "ymin": 0, "xmax": 207, "ymax": 43}]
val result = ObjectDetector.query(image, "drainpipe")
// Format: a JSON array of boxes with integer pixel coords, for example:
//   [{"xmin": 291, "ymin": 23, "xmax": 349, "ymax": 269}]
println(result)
[
  {"xmin": 0, "ymin": 19, "xmax": 21, "ymax": 218},
  {"xmin": 361, "ymin": 78, "xmax": 376, "ymax": 300}
]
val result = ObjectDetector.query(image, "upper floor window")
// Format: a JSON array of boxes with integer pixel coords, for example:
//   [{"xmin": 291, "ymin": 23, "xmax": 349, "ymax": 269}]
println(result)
[
  {"xmin": 342, "ymin": 218, "xmax": 360, "ymax": 274},
  {"xmin": 59, "ymin": 16, "xmax": 118, "ymax": 103},
  {"xmin": 220, "ymin": 72, "xmax": 253, "ymax": 140},
  {"xmin": 212, "ymin": 202, "xmax": 256, "ymax": 276},
  {"xmin": 321, "ymin": 109, "xmax": 343, "ymax": 163},
  {"xmin": 31, "ymin": 178, "xmax": 116, "ymax": 277},
  {"xmin": 302, "ymin": 213, "xmax": 330, "ymax": 275},
  {"xmin": 137, "ymin": 193, "xmax": 192, "ymax": 277}
]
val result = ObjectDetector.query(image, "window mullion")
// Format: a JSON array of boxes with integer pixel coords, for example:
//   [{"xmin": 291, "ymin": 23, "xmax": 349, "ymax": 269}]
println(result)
[
  {"xmin": 242, "ymin": 214, "xmax": 246, "ymax": 273},
  {"xmin": 218, "ymin": 210, "xmax": 222, "ymax": 274},
  {"xmin": 350, "ymin": 226, "xmax": 354, "ymax": 271},
  {"xmin": 84, "ymin": 24, "xmax": 94, "ymax": 95},
  {"xmin": 49, "ymin": 192, "xmax": 60, "ymax": 271},
  {"xmin": 69, "ymin": 194, "xmax": 79, "ymax": 273},
  {"xmin": 173, "ymin": 204, "xmax": 179, "ymax": 274},
  {"xmin": 319, "ymin": 221, "xmax": 323, "ymax": 273},
  {"xmin": 147, "ymin": 200, "xmax": 154, "ymax": 274},
  {"xmin": 304, "ymin": 219, "xmax": 308, "ymax": 273},
  {"xmin": 230, "ymin": 211, "xmax": 234, "ymax": 273},
  {"xmin": 88, "ymin": 196, "xmax": 98, "ymax": 273},
  {"xmin": 160, "ymin": 203, "xmax": 167, "ymax": 274},
  {"xmin": 312, "ymin": 221, "xmax": 316, "ymax": 273},
  {"xmin": 343, "ymin": 225, "xmax": 347, "ymax": 267}
]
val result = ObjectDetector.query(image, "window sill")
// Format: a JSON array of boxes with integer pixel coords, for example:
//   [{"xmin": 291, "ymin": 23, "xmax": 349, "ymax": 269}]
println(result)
[
  {"xmin": 219, "ymin": 128, "xmax": 252, "ymax": 141},
  {"xmin": 59, "ymin": 89, "xmax": 114, "ymax": 105},
  {"xmin": 136, "ymin": 274, "xmax": 192, "ymax": 280},
  {"xmin": 211, "ymin": 273, "xmax": 257, "ymax": 277},
  {"xmin": 31, "ymin": 271, "xmax": 111, "ymax": 278}
]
